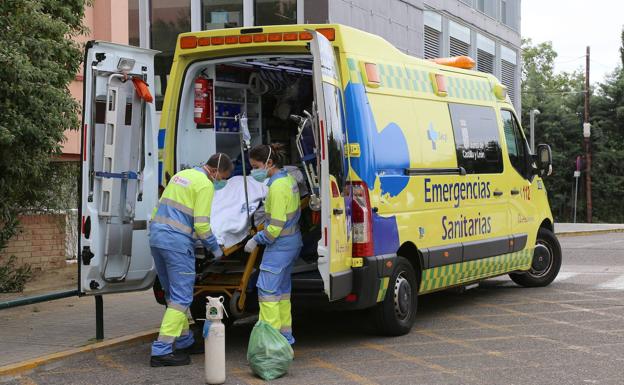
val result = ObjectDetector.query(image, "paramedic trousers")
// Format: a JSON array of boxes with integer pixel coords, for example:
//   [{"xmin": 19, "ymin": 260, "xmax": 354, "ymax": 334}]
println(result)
[
  {"xmin": 151, "ymin": 246, "xmax": 195, "ymax": 356},
  {"xmin": 257, "ymin": 233, "xmax": 302, "ymax": 345}
]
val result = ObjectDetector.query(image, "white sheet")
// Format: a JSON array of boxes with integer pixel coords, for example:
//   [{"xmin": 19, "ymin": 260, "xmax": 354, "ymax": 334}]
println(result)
[{"xmin": 210, "ymin": 176, "xmax": 268, "ymax": 247}]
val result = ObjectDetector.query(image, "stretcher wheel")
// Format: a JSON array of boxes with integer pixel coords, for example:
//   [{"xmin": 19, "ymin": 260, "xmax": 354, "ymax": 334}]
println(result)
[{"xmin": 229, "ymin": 290, "xmax": 246, "ymax": 319}]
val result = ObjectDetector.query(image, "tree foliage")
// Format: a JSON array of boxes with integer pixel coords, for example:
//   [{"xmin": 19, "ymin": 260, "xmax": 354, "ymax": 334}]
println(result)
[
  {"xmin": 522, "ymin": 34, "xmax": 624, "ymax": 223},
  {"xmin": 0, "ymin": 1, "xmax": 87, "ymax": 251}
]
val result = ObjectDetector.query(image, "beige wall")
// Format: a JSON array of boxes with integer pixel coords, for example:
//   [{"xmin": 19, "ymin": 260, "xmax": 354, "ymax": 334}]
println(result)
[
  {"xmin": 0, "ymin": 214, "xmax": 68, "ymax": 271},
  {"xmin": 62, "ymin": 0, "xmax": 130, "ymax": 160}
]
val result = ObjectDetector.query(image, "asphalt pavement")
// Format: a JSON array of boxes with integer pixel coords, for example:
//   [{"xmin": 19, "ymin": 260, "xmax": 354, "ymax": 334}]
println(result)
[{"xmin": 3, "ymin": 232, "xmax": 624, "ymax": 385}]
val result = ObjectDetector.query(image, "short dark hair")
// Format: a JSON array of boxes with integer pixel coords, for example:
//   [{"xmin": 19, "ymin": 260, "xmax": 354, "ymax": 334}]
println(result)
[
  {"xmin": 249, "ymin": 143, "xmax": 286, "ymax": 168},
  {"xmin": 206, "ymin": 152, "xmax": 233, "ymax": 172}
]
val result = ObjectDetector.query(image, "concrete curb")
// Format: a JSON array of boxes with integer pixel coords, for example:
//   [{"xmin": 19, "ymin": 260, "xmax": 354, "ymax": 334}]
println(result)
[
  {"xmin": 0, "ymin": 328, "xmax": 159, "ymax": 379},
  {"xmin": 557, "ymin": 228, "xmax": 624, "ymax": 237}
]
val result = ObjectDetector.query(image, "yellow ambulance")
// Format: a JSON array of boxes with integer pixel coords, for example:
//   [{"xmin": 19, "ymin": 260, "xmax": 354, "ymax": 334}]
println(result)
[{"xmin": 79, "ymin": 24, "xmax": 560, "ymax": 335}]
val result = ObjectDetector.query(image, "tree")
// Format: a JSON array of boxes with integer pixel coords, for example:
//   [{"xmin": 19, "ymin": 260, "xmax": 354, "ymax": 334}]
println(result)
[
  {"xmin": 0, "ymin": 1, "xmax": 87, "ymax": 251},
  {"xmin": 521, "ymin": 39, "xmax": 585, "ymax": 221},
  {"xmin": 522, "ymin": 33, "xmax": 624, "ymax": 223},
  {"xmin": 588, "ymin": 29, "xmax": 624, "ymax": 223}
]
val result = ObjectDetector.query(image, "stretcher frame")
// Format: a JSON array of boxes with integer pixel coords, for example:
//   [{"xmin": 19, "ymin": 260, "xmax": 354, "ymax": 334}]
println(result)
[{"xmin": 192, "ymin": 197, "xmax": 311, "ymax": 316}]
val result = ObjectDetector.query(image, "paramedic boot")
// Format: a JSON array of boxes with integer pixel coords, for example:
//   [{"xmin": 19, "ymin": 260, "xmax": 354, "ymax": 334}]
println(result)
[{"xmin": 150, "ymin": 351, "xmax": 191, "ymax": 367}]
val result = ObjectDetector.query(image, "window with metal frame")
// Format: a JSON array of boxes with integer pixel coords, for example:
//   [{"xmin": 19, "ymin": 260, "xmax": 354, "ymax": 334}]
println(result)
[
  {"xmin": 501, "ymin": 60, "xmax": 516, "ymax": 105},
  {"xmin": 202, "ymin": 0, "xmax": 243, "ymax": 30},
  {"xmin": 128, "ymin": 0, "xmax": 140, "ymax": 47},
  {"xmin": 477, "ymin": 49, "xmax": 494, "ymax": 74},
  {"xmin": 151, "ymin": 0, "xmax": 191, "ymax": 110},
  {"xmin": 449, "ymin": 21, "xmax": 471, "ymax": 57},
  {"xmin": 450, "ymin": 37, "xmax": 469, "ymax": 57},
  {"xmin": 501, "ymin": 46, "xmax": 517, "ymax": 106},
  {"xmin": 424, "ymin": 26, "xmax": 441, "ymax": 59},
  {"xmin": 254, "ymin": 0, "xmax": 297, "ymax": 26}
]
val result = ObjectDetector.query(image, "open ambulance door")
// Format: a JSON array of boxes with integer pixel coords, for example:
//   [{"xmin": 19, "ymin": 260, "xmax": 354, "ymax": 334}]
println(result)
[
  {"xmin": 79, "ymin": 41, "xmax": 160, "ymax": 295},
  {"xmin": 310, "ymin": 31, "xmax": 353, "ymax": 301}
]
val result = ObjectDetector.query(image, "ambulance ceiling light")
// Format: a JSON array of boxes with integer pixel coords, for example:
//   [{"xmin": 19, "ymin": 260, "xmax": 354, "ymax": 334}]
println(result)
[{"xmin": 430, "ymin": 56, "xmax": 475, "ymax": 70}]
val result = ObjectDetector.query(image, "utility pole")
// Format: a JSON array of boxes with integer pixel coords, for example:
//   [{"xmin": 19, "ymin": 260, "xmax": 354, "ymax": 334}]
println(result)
[{"xmin": 584, "ymin": 46, "xmax": 592, "ymax": 223}]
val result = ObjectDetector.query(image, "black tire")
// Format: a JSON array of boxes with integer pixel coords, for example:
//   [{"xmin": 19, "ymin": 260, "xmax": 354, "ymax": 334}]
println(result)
[
  {"xmin": 373, "ymin": 256, "xmax": 418, "ymax": 336},
  {"xmin": 510, "ymin": 227, "xmax": 562, "ymax": 287},
  {"xmin": 152, "ymin": 276, "xmax": 167, "ymax": 306},
  {"xmin": 190, "ymin": 295, "xmax": 234, "ymax": 328}
]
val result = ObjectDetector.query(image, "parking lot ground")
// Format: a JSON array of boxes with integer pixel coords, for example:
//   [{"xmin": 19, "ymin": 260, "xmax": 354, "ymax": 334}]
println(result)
[{"xmin": 3, "ymin": 233, "xmax": 624, "ymax": 385}]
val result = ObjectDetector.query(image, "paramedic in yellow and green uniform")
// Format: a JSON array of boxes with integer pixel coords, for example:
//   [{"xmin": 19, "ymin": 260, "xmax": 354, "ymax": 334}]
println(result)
[
  {"xmin": 149, "ymin": 153, "xmax": 232, "ymax": 367},
  {"xmin": 244, "ymin": 144, "xmax": 302, "ymax": 346}
]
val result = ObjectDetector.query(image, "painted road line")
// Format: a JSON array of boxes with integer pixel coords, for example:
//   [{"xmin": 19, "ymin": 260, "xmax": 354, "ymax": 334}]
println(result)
[
  {"xmin": 555, "ymin": 272, "xmax": 579, "ymax": 281},
  {"xmin": 597, "ymin": 274, "xmax": 624, "ymax": 290},
  {"xmin": 0, "ymin": 329, "xmax": 158, "ymax": 379}
]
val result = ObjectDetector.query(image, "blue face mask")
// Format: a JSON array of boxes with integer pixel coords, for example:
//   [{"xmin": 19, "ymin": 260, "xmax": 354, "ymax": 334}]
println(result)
[
  {"xmin": 251, "ymin": 168, "xmax": 269, "ymax": 182},
  {"xmin": 213, "ymin": 179, "xmax": 227, "ymax": 190}
]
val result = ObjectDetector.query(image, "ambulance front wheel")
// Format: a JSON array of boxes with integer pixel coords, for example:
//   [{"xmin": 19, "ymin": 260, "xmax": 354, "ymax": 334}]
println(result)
[
  {"xmin": 509, "ymin": 227, "xmax": 562, "ymax": 287},
  {"xmin": 373, "ymin": 256, "xmax": 418, "ymax": 336}
]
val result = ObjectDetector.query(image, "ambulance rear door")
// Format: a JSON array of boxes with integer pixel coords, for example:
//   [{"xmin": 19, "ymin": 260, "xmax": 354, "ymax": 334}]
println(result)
[
  {"xmin": 310, "ymin": 31, "xmax": 353, "ymax": 301},
  {"xmin": 79, "ymin": 41, "xmax": 160, "ymax": 295}
]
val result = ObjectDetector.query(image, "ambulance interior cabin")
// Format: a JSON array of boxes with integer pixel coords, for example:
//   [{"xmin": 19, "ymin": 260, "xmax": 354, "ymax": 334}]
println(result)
[{"xmin": 176, "ymin": 55, "xmax": 322, "ymax": 276}]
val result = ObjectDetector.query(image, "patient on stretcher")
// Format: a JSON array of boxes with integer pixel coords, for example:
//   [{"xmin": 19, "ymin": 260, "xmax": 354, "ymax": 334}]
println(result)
[{"xmin": 209, "ymin": 167, "xmax": 308, "ymax": 248}]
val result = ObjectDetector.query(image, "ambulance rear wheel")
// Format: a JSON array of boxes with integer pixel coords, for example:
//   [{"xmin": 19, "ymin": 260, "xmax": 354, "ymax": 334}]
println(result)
[
  {"xmin": 373, "ymin": 257, "xmax": 418, "ymax": 336},
  {"xmin": 509, "ymin": 227, "xmax": 562, "ymax": 287}
]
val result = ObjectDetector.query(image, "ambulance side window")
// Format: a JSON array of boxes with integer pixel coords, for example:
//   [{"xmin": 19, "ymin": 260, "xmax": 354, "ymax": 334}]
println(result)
[
  {"xmin": 501, "ymin": 109, "xmax": 531, "ymax": 179},
  {"xmin": 448, "ymin": 103, "xmax": 503, "ymax": 174}
]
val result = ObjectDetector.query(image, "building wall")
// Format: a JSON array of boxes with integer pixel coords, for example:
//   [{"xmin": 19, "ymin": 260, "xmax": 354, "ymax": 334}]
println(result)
[
  {"xmin": 327, "ymin": 0, "xmax": 425, "ymax": 57},
  {"xmin": 61, "ymin": 1, "xmax": 131, "ymax": 160},
  {"xmin": 0, "ymin": 214, "xmax": 68, "ymax": 271},
  {"xmin": 61, "ymin": 0, "xmax": 523, "ymax": 154},
  {"xmin": 325, "ymin": 0, "xmax": 522, "ymax": 111}
]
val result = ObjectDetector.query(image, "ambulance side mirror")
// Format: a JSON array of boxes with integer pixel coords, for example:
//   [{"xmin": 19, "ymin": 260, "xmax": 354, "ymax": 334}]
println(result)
[{"xmin": 534, "ymin": 144, "xmax": 553, "ymax": 177}]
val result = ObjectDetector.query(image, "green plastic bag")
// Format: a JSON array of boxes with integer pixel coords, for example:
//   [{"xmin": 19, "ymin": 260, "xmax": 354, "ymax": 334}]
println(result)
[{"xmin": 247, "ymin": 321, "xmax": 294, "ymax": 381}]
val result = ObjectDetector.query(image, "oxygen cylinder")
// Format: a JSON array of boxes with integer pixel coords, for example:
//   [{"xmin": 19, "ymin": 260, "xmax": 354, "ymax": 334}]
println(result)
[{"xmin": 204, "ymin": 296, "xmax": 226, "ymax": 384}]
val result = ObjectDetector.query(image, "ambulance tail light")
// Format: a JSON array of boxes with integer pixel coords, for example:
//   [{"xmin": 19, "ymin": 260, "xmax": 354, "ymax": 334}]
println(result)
[{"xmin": 351, "ymin": 181, "xmax": 374, "ymax": 257}]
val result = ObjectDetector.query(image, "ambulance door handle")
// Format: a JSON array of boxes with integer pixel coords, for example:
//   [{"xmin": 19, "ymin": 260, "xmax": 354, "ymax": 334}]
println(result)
[
  {"xmin": 510, "ymin": 189, "xmax": 520, "ymax": 196},
  {"xmin": 493, "ymin": 190, "xmax": 503, "ymax": 197},
  {"xmin": 333, "ymin": 208, "xmax": 344, "ymax": 215}
]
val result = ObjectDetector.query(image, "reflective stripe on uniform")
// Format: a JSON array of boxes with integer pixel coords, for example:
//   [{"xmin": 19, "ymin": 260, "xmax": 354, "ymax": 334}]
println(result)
[
  {"xmin": 258, "ymin": 294, "xmax": 281, "ymax": 302},
  {"xmin": 159, "ymin": 198, "xmax": 194, "ymax": 216},
  {"xmin": 152, "ymin": 216, "xmax": 193, "ymax": 234},
  {"xmin": 196, "ymin": 229, "xmax": 214, "ymax": 240},
  {"xmin": 157, "ymin": 334, "xmax": 176, "ymax": 343},
  {"xmin": 279, "ymin": 225, "xmax": 299, "ymax": 236},
  {"xmin": 166, "ymin": 301, "xmax": 188, "ymax": 313},
  {"xmin": 266, "ymin": 211, "xmax": 299, "ymax": 222},
  {"xmin": 194, "ymin": 216, "xmax": 210, "ymax": 223},
  {"xmin": 269, "ymin": 218, "xmax": 286, "ymax": 227}
]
